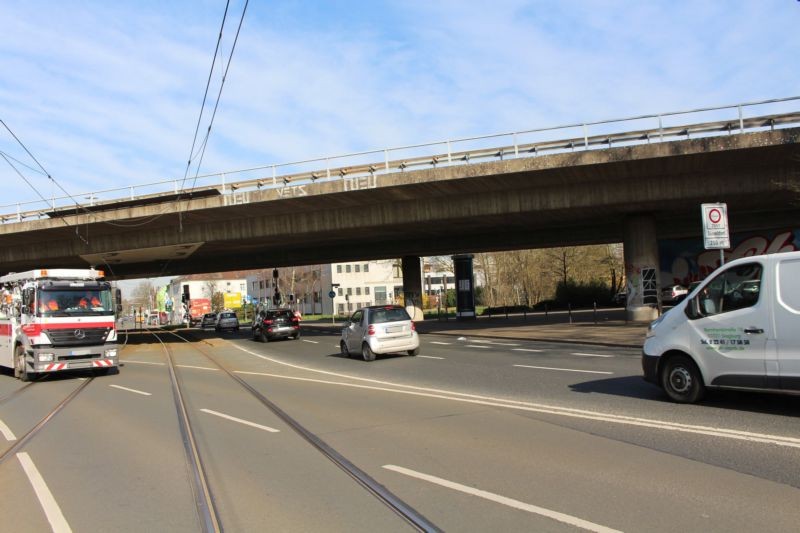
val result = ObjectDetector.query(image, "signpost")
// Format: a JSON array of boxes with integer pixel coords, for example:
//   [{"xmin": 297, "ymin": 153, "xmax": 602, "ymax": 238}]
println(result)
[{"xmin": 701, "ymin": 203, "xmax": 730, "ymax": 266}]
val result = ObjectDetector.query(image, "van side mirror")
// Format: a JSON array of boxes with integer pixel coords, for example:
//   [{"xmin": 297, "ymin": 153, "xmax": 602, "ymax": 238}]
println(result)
[{"xmin": 685, "ymin": 296, "xmax": 700, "ymax": 320}]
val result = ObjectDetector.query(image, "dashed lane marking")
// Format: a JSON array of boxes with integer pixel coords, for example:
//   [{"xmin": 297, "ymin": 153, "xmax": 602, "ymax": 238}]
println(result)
[
  {"xmin": 200, "ymin": 409, "xmax": 280, "ymax": 433},
  {"xmin": 18, "ymin": 452, "xmax": 72, "ymax": 533},
  {"xmin": 384, "ymin": 465, "xmax": 620, "ymax": 533},
  {"xmin": 465, "ymin": 345, "xmax": 490, "ymax": 349},
  {"xmin": 0, "ymin": 419, "xmax": 16, "ymax": 441},
  {"xmin": 572, "ymin": 352, "xmax": 614, "ymax": 358},
  {"xmin": 514, "ymin": 364, "xmax": 613, "ymax": 375},
  {"xmin": 109, "ymin": 384, "xmax": 152, "ymax": 396},
  {"xmin": 429, "ymin": 341, "xmax": 452, "ymax": 345},
  {"xmin": 418, "ymin": 355, "xmax": 445, "ymax": 360},
  {"xmin": 512, "ymin": 348, "xmax": 543, "ymax": 353},
  {"xmin": 302, "ymin": 339, "xmax": 320, "ymax": 344},
  {"xmin": 176, "ymin": 364, "xmax": 218, "ymax": 371},
  {"xmin": 122, "ymin": 360, "xmax": 165, "ymax": 366}
]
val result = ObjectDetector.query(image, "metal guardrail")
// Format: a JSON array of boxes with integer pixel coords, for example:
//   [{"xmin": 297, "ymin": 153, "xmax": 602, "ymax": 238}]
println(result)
[{"xmin": 3, "ymin": 96, "xmax": 799, "ymax": 224}]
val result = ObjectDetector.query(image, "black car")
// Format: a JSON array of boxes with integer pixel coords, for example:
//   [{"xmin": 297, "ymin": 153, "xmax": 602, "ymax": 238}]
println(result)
[{"xmin": 252, "ymin": 309, "xmax": 300, "ymax": 342}]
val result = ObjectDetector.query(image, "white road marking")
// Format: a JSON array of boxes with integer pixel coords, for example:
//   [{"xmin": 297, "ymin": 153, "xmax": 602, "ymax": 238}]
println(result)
[
  {"xmin": 200, "ymin": 409, "xmax": 280, "ymax": 433},
  {"xmin": 231, "ymin": 344, "xmax": 800, "ymax": 449},
  {"xmin": 302, "ymin": 339, "xmax": 319, "ymax": 344},
  {"xmin": 572, "ymin": 352, "xmax": 614, "ymax": 358},
  {"xmin": 465, "ymin": 345, "xmax": 489, "ymax": 349},
  {"xmin": 176, "ymin": 365, "xmax": 218, "ymax": 371},
  {"xmin": 122, "ymin": 360, "xmax": 165, "ymax": 366},
  {"xmin": 418, "ymin": 355, "xmax": 445, "ymax": 360},
  {"xmin": 512, "ymin": 348, "xmax": 543, "ymax": 353},
  {"xmin": 383, "ymin": 465, "xmax": 620, "ymax": 533},
  {"xmin": 470, "ymin": 340, "xmax": 521, "ymax": 346},
  {"xmin": 17, "ymin": 452, "xmax": 72, "ymax": 533},
  {"xmin": 514, "ymin": 365, "xmax": 613, "ymax": 375},
  {"xmin": 429, "ymin": 341, "xmax": 452, "ymax": 345},
  {"xmin": 0, "ymin": 419, "xmax": 17, "ymax": 441},
  {"xmin": 109, "ymin": 384, "xmax": 152, "ymax": 396}
]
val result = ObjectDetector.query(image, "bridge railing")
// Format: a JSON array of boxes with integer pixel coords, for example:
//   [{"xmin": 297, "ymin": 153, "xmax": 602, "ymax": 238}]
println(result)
[{"xmin": 2, "ymin": 96, "xmax": 799, "ymax": 224}]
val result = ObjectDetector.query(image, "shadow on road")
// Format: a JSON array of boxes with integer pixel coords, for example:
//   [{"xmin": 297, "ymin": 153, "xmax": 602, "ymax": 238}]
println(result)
[{"xmin": 571, "ymin": 376, "xmax": 800, "ymax": 416}]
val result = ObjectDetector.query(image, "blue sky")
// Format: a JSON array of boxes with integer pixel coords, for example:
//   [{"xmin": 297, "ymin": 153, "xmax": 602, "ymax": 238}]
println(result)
[{"xmin": 1, "ymin": 0, "xmax": 798, "ymax": 213}]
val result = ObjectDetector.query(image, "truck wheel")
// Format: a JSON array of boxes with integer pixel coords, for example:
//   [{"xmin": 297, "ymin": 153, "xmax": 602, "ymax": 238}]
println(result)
[
  {"xmin": 14, "ymin": 345, "xmax": 32, "ymax": 382},
  {"xmin": 362, "ymin": 343, "xmax": 376, "ymax": 362},
  {"xmin": 661, "ymin": 355, "xmax": 705, "ymax": 403}
]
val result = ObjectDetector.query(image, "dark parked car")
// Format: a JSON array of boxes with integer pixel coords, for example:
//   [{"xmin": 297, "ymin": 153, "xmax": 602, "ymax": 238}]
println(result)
[{"xmin": 252, "ymin": 309, "xmax": 300, "ymax": 342}]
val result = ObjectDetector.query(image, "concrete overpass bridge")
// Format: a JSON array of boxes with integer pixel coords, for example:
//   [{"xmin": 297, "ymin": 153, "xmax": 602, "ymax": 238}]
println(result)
[{"xmin": 2, "ymin": 97, "xmax": 800, "ymax": 320}]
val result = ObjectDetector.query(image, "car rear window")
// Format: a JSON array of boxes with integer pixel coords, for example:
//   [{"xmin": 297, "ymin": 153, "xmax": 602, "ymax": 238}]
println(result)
[
  {"xmin": 368, "ymin": 307, "xmax": 411, "ymax": 324},
  {"xmin": 220, "ymin": 312, "xmax": 236, "ymax": 318},
  {"xmin": 268, "ymin": 310, "xmax": 293, "ymax": 319}
]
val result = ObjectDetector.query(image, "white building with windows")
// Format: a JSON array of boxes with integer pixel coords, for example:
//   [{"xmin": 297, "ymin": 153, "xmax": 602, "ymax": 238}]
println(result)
[{"xmin": 246, "ymin": 260, "xmax": 404, "ymax": 317}]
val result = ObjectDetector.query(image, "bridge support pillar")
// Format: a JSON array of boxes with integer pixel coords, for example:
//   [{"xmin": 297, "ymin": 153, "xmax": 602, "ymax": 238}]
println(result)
[
  {"xmin": 624, "ymin": 215, "xmax": 660, "ymax": 322},
  {"xmin": 402, "ymin": 256, "xmax": 424, "ymax": 321}
]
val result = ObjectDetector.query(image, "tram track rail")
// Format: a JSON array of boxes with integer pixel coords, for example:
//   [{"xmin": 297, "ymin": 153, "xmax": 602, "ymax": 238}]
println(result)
[
  {"xmin": 149, "ymin": 327, "xmax": 441, "ymax": 533},
  {"xmin": 0, "ymin": 377, "xmax": 93, "ymax": 465}
]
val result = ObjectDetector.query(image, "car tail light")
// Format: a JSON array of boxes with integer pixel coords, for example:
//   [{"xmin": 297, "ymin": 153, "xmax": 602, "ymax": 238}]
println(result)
[
  {"xmin": 367, "ymin": 325, "xmax": 375, "ymax": 336},
  {"xmin": 263, "ymin": 319, "xmax": 273, "ymax": 325},
  {"xmin": 411, "ymin": 321, "xmax": 416, "ymax": 331}
]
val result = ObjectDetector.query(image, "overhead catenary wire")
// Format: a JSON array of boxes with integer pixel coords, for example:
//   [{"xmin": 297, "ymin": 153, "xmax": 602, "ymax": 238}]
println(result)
[{"xmin": 178, "ymin": 0, "xmax": 231, "ymax": 194}]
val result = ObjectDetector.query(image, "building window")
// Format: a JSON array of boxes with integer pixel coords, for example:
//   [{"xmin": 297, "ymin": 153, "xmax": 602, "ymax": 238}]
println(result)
[
  {"xmin": 375, "ymin": 286, "xmax": 387, "ymax": 304},
  {"xmin": 346, "ymin": 264, "xmax": 352, "ymax": 273},
  {"xmin": 347, "ymin": 302, "xmax": 353, "ymax": 311},
  {"xmin": 337, "ymin": 288, "xmax": 343, "ymax": 296},
  {"xmin": 313, "ymin": 291, "xmax": 320, "ymax": 303},
  {"xmin": 259, "ymin": 281, "xmax": 264, "ymax": 289},
  {"xmin": 338, "ymin": 303, "xmax": 345, "ymax": 314},
  {"xmin": 356, "ymin": 302, "xmax": 362, "ymax": 309},
  {"xmin": 346, "ymin": 287, "xmax": 352, "ymax": 296},
  {"xmin": 356, "ymin": 287, "xmax": 361, "ymax": 295},
  {"xmin": 337, "ymin": 265, "xmax": 342, "ymax": 273},
  {"xmin": 355, "ymin": 264, "xmax": 361, "ymax": 273},
  {"xmin": 393, "ymin": 263, "xmax": 402, "ymax": 278},
  {"xmin": 365, "ymin": 287, "xmax": 370, "ymax": 295},
  {"xmin": 364, "ymin": 263, "xmax": 369, "ymax": 272}
]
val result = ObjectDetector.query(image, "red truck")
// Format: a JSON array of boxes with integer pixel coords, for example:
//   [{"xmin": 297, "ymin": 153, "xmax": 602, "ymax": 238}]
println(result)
[{"xmin": 188, "ymin": 299, "xmax": 211, "ymax": 326}]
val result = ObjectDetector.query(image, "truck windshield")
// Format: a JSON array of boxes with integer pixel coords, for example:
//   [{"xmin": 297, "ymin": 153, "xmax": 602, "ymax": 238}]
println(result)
[{"xmin": 37, "ymin": 288, "xmax": 114, "ymax": 316}]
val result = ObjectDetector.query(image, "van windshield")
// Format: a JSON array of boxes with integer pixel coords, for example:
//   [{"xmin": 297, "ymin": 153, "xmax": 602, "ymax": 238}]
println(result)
[{"xmin": 37, "ymin": 288, "xmax": 113, "ymax": 317}]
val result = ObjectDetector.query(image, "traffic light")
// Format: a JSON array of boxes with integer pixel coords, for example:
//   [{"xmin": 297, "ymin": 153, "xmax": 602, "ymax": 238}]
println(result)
[{"xmin": 182, "ymin": 284, "xmax": 190, "ymax": 303}]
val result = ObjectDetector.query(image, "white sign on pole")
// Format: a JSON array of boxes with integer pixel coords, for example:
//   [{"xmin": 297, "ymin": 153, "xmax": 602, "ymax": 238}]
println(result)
[{"xmin": 701, "ymin": 203, "xmax": 730, "ymax": 249}]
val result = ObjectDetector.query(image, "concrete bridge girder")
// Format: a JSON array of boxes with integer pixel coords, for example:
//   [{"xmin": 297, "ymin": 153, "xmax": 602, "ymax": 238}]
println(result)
[{"xmin": 0, "ymin": 127, "xmax": 797, "ymax": 279}]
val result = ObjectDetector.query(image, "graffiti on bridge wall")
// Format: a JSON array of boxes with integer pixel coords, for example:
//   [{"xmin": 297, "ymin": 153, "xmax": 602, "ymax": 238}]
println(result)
[{"xmin": 659, "ymin": 228, "xmax": 799, "ymax": 287}]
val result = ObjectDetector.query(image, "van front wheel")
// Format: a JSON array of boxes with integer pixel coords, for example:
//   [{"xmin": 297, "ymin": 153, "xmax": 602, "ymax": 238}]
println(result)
[{"xmin": 661, "ymin": 355, "xmax": 704, "ymax": 403}]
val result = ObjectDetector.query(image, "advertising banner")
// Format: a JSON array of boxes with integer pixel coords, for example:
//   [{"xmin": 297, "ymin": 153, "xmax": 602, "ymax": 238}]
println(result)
[{"xmin": 223, "ymin": 292, "xmax": 242, "ymax": 309}]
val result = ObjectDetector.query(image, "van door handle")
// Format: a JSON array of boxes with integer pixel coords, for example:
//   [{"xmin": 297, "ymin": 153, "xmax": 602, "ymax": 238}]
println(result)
[{"xmin": 744, "ymin": 328, "xmax": 764, "ymax": 334}]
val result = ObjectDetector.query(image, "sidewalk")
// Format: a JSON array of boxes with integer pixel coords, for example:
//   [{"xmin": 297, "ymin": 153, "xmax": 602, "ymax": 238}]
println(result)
[{"xmin": 304, "ymin": 313, "xmax": 647, "ymax": 349}]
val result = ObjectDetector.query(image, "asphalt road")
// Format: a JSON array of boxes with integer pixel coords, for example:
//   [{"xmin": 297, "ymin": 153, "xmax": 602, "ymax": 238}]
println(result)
[{"xmin": 1, "ymin": 326, "xmax": 799, "ymax": 532}]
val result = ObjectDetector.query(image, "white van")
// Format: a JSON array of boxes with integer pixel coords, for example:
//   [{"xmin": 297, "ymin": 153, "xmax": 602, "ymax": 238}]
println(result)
[{"xmin": 643, "ymin": 250, "xmax": 800, "ymax": 403}]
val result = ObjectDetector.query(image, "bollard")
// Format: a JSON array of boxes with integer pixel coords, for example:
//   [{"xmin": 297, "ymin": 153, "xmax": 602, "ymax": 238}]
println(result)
[
  {"xmin": 593, "ymin": 301, "xmax": 597, "ymax": 324},
  {"xmin": 568, "ymin": 303, "xmax": 572, "ymax": 324},
  {"xmin": 545, "ymin": 303, "xmax": 548, "ymax": 319},
  {"xmin": 505, "ymin": 304, "xmax": 509, "ymax": 319}
]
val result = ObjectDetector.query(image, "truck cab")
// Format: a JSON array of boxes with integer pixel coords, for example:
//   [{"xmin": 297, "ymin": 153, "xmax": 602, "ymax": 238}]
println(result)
[{"xmin": 643, "ymin": 251, "xmax": 800, "ymax": 402}]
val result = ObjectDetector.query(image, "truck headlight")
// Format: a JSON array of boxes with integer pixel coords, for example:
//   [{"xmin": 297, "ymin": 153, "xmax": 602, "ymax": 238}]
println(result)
[
  {"xmin": 105, "ymin": 349, "xmax": 117, "ymax": 358},
  {"xmin": 38, "ymin": 353, "xmax": 54, "ymax": 362}
]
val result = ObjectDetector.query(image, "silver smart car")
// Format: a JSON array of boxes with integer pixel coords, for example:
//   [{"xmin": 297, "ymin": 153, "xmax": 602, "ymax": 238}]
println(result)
[{"xmin": 340, "ymin": 305, "xmax": 419, "ymax": 361}]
